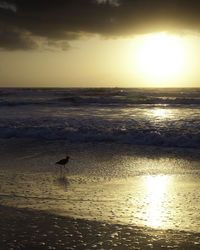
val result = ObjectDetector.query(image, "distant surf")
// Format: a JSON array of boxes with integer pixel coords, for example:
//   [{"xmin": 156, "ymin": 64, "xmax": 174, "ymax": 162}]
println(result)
[{"xmin": 0, "ymin": 87, "xmax": 200, "ymax": 148}]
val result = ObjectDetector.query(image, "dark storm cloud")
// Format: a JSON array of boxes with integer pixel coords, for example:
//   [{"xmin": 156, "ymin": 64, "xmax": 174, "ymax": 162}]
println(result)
[{"xmin": 1, "ymin": 0, "xmax": 200, "ymax": 50}]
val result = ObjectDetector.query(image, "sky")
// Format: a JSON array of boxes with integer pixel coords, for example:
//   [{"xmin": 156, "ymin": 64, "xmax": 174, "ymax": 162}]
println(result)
[{"xmin": 1, "ymin": 0, "xmax": 200, "ymax": 87}]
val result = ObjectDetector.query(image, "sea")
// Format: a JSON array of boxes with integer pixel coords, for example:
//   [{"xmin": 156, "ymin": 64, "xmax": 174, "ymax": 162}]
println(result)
[
  {"xmin": 1, "ymin": 87, "xmax": 200, "ymax": 235},
  {"xmin": 0, "ymin": 87, "xmax": 200, "ymax": 148}
]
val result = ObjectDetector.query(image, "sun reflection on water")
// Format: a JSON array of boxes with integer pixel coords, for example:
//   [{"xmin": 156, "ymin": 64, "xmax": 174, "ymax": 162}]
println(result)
[
  {"xmin": 143, "ymin": 175, "xmax": 171, "ymax": 228},
  {"xmin": 150, "ymin": 108, "xmax": 172, "ymax": 120}
]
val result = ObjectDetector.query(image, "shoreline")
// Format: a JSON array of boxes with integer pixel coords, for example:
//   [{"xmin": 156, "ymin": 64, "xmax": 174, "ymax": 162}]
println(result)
[
  {"xmin": 1, "ymin": 204, "xmax": 200, "ymax": 249},
  {"xmin": 1, "ymin": 138, "xmax": 200, "ymax": 248}
]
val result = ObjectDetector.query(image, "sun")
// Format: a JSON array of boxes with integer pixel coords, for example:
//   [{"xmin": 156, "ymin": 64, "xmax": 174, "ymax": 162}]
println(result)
[{"xmin": 136, "ymin": 33, "xmax": 186, "ymax": 82}]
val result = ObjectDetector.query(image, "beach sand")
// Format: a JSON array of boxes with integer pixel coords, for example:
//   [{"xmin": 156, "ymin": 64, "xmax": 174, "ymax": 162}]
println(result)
[
  {"xmin": 1, "ymin": 205, "xmax": 200, "ymax": 249},
  {"xmin": 1, "ymin": 139, "xmax": 200, "ymax": 249}
]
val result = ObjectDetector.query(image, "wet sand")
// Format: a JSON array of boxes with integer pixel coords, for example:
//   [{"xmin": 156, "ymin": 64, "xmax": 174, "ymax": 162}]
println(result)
[
  {"xmin": 1, "ymin": 139, "xmax": 200, "ymax": 248},
  {"xmin": 1, "ymin": 205, "xmax": 200, "ymax": 250}
]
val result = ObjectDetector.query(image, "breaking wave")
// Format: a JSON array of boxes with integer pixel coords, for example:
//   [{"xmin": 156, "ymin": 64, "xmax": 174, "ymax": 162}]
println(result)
[{"xmin": 1, "ymin": 87, "xmax": 200, "ymax": 148}]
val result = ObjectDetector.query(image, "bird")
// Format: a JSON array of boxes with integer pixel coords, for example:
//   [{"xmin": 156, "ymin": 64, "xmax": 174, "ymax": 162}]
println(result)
[{"xmin": 55, "ymin": 155, "xmax": 70, "ymax": 175}]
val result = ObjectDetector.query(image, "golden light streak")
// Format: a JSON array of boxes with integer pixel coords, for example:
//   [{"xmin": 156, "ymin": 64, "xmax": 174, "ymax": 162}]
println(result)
[
  {"xmin": 148, "ymin": 108, "xmax": 173, "ymax": 120},
  {"xmin": 144, "ymin": 175, "xmax": 170, "ymax": 228}
]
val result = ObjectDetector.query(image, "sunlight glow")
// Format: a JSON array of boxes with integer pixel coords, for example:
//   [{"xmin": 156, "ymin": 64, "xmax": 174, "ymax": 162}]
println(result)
[
  {"xmin": 136, "ymin": 33, "xmax": 186, "ymax": 82},
  {"xmin": 144, "ymin": 175, "xmax": 170, "ymax": 228},
  {"xmin": 148, "ymin": 108, "xmax": 173, "ymax": 120}
]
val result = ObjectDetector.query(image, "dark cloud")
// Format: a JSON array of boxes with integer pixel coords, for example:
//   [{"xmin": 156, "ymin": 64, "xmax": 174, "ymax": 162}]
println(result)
[
  {"xmin": 1, "ymin": 0, "xmax": 200, "ymax": 50},
  {"xmin": 0, "ymin": 1, "xmax": 17, "ymax": 12}
]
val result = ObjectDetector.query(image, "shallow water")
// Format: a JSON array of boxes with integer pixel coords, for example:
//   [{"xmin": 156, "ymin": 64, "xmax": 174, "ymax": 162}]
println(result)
[
  {"xmin": 0, "ymin": 140, "xmax": 200, "ymax": 233},
  {"xmin": 1, "ymin": 173, "xmax": 200, "ymax": 232}
]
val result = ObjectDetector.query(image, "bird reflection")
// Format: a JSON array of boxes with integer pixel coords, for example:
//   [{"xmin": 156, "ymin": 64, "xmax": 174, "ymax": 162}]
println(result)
[{"xmin": 56, "ymin": 175, "xmax": 70, "ymax": 190}]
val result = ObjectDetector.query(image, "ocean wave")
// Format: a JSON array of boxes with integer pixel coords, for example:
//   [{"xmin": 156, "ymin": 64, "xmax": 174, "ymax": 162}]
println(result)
[
  {"xmin": 0, "ymin": 118, "xmax": 199, "ymax": 148},
  {"xmin": 56, "ymin": 96, "xmax": 200, "ymax": 106},
  {"xmin": 1, "ymin": 97, "xmax": 200, "ymax": 107},
  {"xmin": 1, "ymin": 88, "xmax": 200, "ymax": 148}
]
